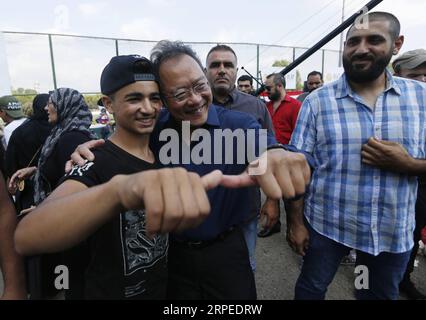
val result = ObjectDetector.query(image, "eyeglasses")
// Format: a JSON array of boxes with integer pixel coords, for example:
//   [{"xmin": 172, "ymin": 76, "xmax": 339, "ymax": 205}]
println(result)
[{"xmin": 165, "ymin": 81, "xmax": 210, "ymax": 103}]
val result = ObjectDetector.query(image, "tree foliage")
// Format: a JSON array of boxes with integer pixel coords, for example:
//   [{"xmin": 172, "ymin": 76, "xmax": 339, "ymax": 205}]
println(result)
[
  {"xmin": 10, "ymin": 87, "xmax": 101, "ymax": 112},
  {"xmin": 296, "ymin": 70, "xmax": 304, "ymax": 90},
  {"xmin": 84, "ymin": 94, "xmax": 103, "ymax": 110},
  {"xmin": 272, "ymin": 59, "xmax": 290, "ymax": 67}
]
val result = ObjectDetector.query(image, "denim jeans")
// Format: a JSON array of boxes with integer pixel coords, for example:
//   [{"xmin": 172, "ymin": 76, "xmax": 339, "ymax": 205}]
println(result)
[
  {"xmin": 242, "ymin": 217, "xmax": 257, "ymax": 273},
  {"xmin": 295, "ymin": 220, "xmax": 411, "ymax": 300}
]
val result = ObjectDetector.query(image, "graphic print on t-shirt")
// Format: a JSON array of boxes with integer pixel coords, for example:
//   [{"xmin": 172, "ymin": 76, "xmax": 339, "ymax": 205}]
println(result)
[
  {"xmin": 120, "ymin": 209, "xmax": 168, "ymax": 276},
  {"xmin": 64, "ymin": 141, "xmax": 169, "ymax": 299},
  {"xmin": 68, "ymin": 161, "xmax": 94, "ymax": 177}
]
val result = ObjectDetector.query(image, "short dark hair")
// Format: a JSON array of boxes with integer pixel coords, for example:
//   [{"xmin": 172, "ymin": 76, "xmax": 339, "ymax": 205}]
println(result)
[
  {"xmin": 237, "ymin": 75, "xmax": 252, "ymax": 85},
  {"xmin": 150, "ymin": 40, "xmax": 204, "ymax": 78},
  {"xmin": 347, "ymin": 11, "xmax": 400, "ymax": 41},
  {"xmin": 206, "ymin": 44, "xmax": 237, "ymax": 64},
  {"xmin": 307, "ymin": 71, "xmax": 323, "ymax": 80},
  {"xmin": 266, "ymin": 73, "xmax": 286, "ymax": 89},
  {"xmin": 150, "ymin": 40, "xmax": 204, "ymax": 102}
]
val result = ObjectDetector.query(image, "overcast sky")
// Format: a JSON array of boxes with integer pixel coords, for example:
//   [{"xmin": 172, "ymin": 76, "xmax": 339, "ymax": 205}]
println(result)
[{"xmin": 0, "ymin": 0, "xmax": 425, "ymax": 93}]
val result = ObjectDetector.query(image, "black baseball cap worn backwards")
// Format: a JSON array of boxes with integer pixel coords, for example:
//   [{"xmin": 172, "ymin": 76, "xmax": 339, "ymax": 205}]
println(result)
[{"xmin": 100, "ymin": 55, "xmax": 158, "ymax": 95}]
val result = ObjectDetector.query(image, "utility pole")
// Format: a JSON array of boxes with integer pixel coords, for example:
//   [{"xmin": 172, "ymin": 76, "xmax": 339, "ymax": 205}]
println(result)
[{"xmin": 338, "ymin": 0, "xmax": 346, "ymax": 67}]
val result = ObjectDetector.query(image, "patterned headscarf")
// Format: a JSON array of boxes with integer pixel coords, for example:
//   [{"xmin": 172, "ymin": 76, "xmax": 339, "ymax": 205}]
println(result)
[{"xmin": 33, "ymin": 88, "xmax": 94, "ymax": 204}]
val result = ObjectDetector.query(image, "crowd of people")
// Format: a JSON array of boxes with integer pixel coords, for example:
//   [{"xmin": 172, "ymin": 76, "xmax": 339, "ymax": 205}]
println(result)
[{"xmin": 0, "ymin": 11, "xmax": 425, "ymax": 300}]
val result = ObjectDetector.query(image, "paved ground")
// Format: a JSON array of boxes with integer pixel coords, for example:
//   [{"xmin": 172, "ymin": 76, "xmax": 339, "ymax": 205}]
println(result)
[
  {"xmin": 1, "ymin": 198, "xmax": 425, "ymax": 300},
  {"xmin": 255, "ymin": 198, "xmax": 426, "ymax": 300}
]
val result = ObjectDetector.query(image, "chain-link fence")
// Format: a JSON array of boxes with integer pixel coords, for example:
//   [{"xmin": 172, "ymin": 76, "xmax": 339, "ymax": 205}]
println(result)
[{"xmin": 2, "ymin": 31, "xmax": 343, "ymax": 94}]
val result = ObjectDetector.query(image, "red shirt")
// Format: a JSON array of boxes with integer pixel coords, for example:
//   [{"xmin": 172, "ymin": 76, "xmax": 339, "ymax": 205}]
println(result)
[{"xmin": 266, "ymin": 94, "xmax": 301, "ymax": 145}]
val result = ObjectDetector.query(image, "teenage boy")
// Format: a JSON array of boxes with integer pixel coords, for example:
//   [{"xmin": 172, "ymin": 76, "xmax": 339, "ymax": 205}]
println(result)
[{"xmin": 14, "ymin": 55, "xmax": 222, "ymax": 299}]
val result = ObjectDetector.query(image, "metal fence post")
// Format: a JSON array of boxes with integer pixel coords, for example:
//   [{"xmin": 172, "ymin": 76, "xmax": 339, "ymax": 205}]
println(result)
[
  {"xmin": 48, "ymin": 34, "xmax": 57, "ymax": 90},
  {"xmin": 321, "ymin": 49, "xmax": 325, "ymax": 77},
  {"xmin": 2, "ymin": 31, "xmax": 344, "ymax": 95},
  {"xmin": 256, "ymin": 44, "xmax": 260, "ymax": 90}
]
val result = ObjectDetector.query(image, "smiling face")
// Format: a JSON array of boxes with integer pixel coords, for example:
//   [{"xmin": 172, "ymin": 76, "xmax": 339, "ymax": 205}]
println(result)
[
  {"xmin": 104, "ymin": 81, "xmax": 162, "ymax": 135},
  {"xmin": 159, "ymin": 54, "xmax": 212, "ymax": 127},
  {"xmin": 205, "ymin": 49, "xmax": 238, "ymax": 97},
  {"xmin": 343, "ymin": 20, "xmax": 402, "ymax": 83},
  {"xmin": 45, "ymin": 98, "xmax": 58, "ymax": 124}
]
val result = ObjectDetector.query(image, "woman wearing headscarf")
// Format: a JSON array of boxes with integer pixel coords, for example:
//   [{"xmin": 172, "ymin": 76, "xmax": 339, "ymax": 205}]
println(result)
[
  {"xmin": 5, "ymin": 93, "xmax": 51, "ymax": 212},
  {"xmin": 10, "ymin": 88, "xmax": 94, "ymax": 205},
  {"xmin": 9, "ymin": 88, "xmax": 94, "ymax": 299}
]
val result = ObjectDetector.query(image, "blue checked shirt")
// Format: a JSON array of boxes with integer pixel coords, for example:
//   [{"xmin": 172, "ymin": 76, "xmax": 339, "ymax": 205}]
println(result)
[{"xmin": 290, "ymin": 71, "xmax": 426, "ymax": 255}]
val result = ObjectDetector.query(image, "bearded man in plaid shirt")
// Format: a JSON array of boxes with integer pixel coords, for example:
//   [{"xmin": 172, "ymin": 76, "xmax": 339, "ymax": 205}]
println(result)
[{"xmin": 287, "ymin": 11, "xmax": 426, "ymax": 300}]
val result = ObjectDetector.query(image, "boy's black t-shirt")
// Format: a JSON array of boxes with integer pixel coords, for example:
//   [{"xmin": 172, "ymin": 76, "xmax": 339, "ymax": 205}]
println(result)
[{"xmin": 64, "ymin": 140, "xmax": 168, "ymax": 300}]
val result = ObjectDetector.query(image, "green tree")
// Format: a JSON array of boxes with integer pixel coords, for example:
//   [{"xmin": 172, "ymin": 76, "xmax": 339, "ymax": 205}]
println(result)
[
  {"xmin": 11, "ymin": 88, "xmax": 37, "ymax": 109},
  {"xmin": 83, "ymin": 94, "xmax": 103, "ymax": 110},
  {"xmin": 296, "ymin": 70, "xmax": 304, "ymax": 90},
  {"xmin": 272, "ymin": 59, "xmax": 290, "ymax": 67},
  {"xmin": 24, "ymin": 88, "xmax": 37, "ymax": 95},
  {"xmin": 15, "ymin": 88, "xmax": 25, "ymax": 95},
  {"xmin": 9, "ymin": 89, "xmax": 103, "ymax": 118}
]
